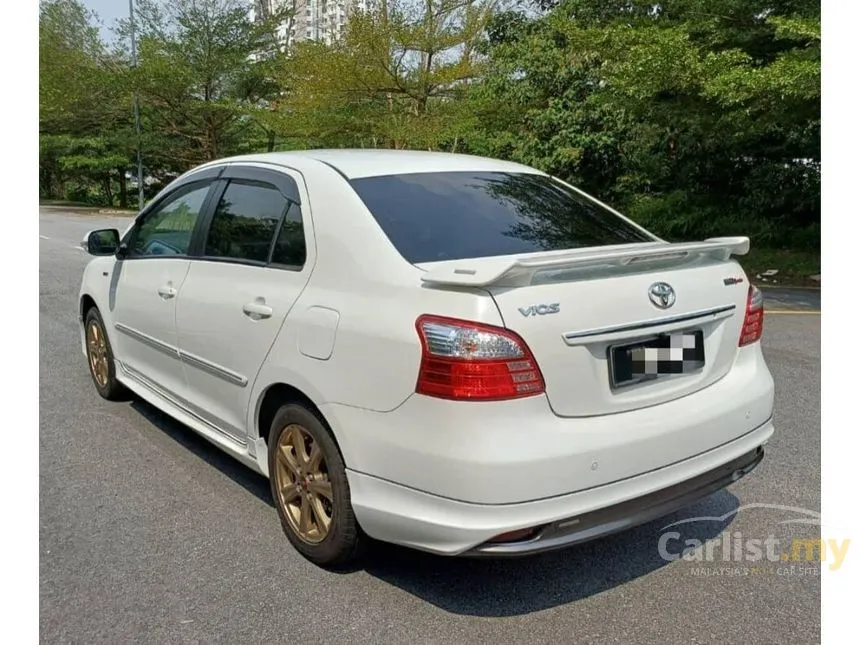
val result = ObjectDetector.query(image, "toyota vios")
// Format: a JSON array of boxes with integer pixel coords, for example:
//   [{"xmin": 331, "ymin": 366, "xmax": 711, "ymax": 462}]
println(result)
[{"xmin": 78, "ymin": 150, "xmax": 774, "ymax": 566}]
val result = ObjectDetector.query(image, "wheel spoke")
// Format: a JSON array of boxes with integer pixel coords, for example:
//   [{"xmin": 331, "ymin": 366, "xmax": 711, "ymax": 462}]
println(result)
[
  {"xmin": 291, "ymin": 426, "xmax": 310, "ymax": 466},
  {"xmin": 308, "ymin": 441, "xmax": 323, "ymax": 472},
  {"xmin": 277, "ymin": 444, "xmax": 301, "ymax": 479},
  {"xmin": 280, "ymin": 483, "xmax": 300, "ymax": 505},
  {"xmin": 309, "ymin": 493, "xmax": 331, "ymax": 534},
  {"xmin": 299, "ymin": 494, "xmax": 312, "ymax": 535},
  {"xmin": 308, "ymin": 477, "xmax": 333, "ymax": 501}
]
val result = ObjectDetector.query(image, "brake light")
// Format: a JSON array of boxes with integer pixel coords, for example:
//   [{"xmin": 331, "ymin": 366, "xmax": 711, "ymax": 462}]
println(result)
[
  {"xmin": 739, "ymin": 285, "xmax": 764, "ymax": 346},
  {"xmin": 415, "ymin": 315, "xmax": 545, "ymax": 401}
]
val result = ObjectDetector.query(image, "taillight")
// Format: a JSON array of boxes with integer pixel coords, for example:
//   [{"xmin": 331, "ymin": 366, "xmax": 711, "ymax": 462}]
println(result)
[
  {"xmin": 415, "ymin": 315, "xmax": 545, "ymax": 401},
  {"xmin": 739, "ymin": 285, "xmax": 764, "ymax": 346}
]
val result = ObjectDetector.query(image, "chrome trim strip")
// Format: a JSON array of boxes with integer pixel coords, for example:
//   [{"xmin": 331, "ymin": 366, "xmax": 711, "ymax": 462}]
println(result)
[
  {"xmin": 114, "ymin": 322, "xmax": 179, "ymax": 358},
  {"xmin": 562, "ymin": 304, "xmax": 736, "ymax": 343},
  {"xmin": 178, "ymin": 350, "xmax": 248, "ymax": 387},
  {"xmin": 114, "ymin": 322, "xmax": 247, "ymax": 387},
  {"xmin": 118, "ymin": 361, "xmax": 247, "ymax": 446}
]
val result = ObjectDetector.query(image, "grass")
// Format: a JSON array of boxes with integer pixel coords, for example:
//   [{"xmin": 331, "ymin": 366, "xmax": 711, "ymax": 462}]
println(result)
[
  {"xmin": 39, "ymin": 198, "xmax": 97, "ymax": 208},
  {"xmin": 40, "ymin": 199, "xmax": 138, "ymax": 216},
  {"xmin": 741, "ymin": 248, "xmax": 820, "ymax": 287}
]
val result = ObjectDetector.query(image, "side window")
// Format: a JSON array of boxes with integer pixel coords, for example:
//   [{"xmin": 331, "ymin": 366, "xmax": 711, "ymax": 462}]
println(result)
[
  {"xmin": 270, "ymin": 202, "xmax": 306, "ymax": 268},
  {"xmin": 204, "ymin": 180, "xmax": 288, "ymax": 263},
  {"xmin": 131, "ymin": 183, "xmax": 211, "ymax": 257}
]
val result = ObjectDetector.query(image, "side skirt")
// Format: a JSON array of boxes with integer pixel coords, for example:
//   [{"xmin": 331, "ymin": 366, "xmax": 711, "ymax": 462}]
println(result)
[{"xmin": 116, "ymin": 361, "xmax": 267, "ymax": 477}]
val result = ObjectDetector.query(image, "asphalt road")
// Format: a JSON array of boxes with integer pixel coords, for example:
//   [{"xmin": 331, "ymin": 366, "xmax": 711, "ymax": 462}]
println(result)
[{"xmin": 40, "ymin": 208, "xmax": 821, "ymax": 644}]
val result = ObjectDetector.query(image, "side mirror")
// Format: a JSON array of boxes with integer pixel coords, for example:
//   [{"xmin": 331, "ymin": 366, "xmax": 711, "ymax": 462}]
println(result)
[{"xmin": 81, "ymin": 229, "xmax": 121, "ymax": 256}]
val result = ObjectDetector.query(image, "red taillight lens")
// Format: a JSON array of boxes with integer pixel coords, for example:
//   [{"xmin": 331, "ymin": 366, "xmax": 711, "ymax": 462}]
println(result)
[
  {"xmin": 739, "ymin": 285, "xmax": 765, "ymax": 346},
  {"xmin": 415, "ymin": 315, "xmax": 546, "ymax": 401}
]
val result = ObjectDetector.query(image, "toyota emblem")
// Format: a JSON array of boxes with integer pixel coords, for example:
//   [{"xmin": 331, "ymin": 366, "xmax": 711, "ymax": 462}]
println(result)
[{"xmin": 648, "ymin": 282, "xmax": 676, "ymax": 309}]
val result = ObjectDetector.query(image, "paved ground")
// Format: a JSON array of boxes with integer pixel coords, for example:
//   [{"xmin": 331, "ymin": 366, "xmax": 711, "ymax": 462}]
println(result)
[
  {"xmin": 40, "ymin": 209, "xmax": 821, "ymax": 644},
  {"xmin": 759, "ymin": 287, "xmax": 820, "ymax": 312}
]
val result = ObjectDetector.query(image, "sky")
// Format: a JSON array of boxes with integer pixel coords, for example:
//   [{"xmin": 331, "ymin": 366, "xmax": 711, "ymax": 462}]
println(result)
[{"xmin": 82, "ymin": 0, "xmax": 130, "ymax": 41}]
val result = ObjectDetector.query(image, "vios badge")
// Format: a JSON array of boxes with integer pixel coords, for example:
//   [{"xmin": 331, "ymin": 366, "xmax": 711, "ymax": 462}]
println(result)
[{"xmin": 518, "ymin": 303, "xmax": 561, "ymax": 317}]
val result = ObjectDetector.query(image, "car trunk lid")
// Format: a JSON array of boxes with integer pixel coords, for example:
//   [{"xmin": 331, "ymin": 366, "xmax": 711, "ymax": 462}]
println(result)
[{"xmin": 417, "ymin": 238, "xmax": 752, "ymax": 417}]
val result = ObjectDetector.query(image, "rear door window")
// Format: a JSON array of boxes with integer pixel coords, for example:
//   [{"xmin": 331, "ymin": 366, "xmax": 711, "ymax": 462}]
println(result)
[
  {"xmin": 348, "ymin": 171, "xmax": 654, "ymax": 263},
  {"xmin": 203, "ymin": 180, "xmax": 290, "ymax": 264},
  {"xmin": 270, "ymin": 202, "xmax": 306, "ymax": 268}
]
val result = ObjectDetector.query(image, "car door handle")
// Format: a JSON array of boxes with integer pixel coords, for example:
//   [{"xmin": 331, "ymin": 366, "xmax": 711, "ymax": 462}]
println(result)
[
  {"xmin": 157, "ymin": 284, "xmax": 177, "ymax": 299},
  {"xmin": 243, "ymin": 301, "xmax": 273, "ymax": 320}
]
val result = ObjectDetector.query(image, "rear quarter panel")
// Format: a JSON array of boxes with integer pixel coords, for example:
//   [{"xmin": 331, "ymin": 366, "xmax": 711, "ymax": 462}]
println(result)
[{"xmin": 247, "ymin": 161, "xmax": 504, "ymax": 443}]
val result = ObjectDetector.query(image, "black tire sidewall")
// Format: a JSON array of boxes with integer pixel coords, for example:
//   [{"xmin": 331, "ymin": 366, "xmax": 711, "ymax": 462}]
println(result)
[
  {"xmin": 84, "ymin": 308, "xmax": 123, "ymax": 400},
  {"xmin": 267, "ymin": 403, "xmax": 362, "ymax": 567}
]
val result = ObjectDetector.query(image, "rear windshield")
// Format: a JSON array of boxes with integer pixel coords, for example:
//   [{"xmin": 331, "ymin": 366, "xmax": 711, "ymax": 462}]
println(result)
[{"xmin": 348, "ymin": 171, "xmax": 654, "ymax": 264}]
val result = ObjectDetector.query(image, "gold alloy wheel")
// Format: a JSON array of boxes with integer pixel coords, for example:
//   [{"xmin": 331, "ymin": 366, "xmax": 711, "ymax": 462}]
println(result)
[
  {"xmin": 87, "ymin": 321, "xmax": 109, "ymax": 387},
  {"xmin": 273, "ymin": 424, "xmax": 334, "ymax": 544}
]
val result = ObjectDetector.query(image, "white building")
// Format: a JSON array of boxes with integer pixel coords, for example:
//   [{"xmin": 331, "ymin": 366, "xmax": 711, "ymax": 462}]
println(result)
[{"xmin": 254, "ymin": 0, "xmax": 375, "ymax": 48}]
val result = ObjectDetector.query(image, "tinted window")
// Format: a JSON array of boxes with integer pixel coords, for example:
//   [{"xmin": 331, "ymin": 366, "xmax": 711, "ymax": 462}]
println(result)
[
  {"xmin": 131, "ymin": 183, "xmax": 211, "ymax": 257},
  {"xmin": 349, "ymin": 172, "xmax": 654, "ymax": 263},
  {"xmin": 270, "ymin": 202, "xmax": 306, "ymax": 268},
  {"xmin": 204, "ymin": 181, "xmax": 288, "ymax": 263}
]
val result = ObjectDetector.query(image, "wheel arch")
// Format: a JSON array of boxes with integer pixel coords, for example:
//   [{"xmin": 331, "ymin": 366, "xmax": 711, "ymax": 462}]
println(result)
[
  {"xmin": 255, "ymin": 382, "xmax": 342, "ymax": 451},
  {"xmin": 79, "ymin": 293, "xmax": 98, "ymax": 319}
]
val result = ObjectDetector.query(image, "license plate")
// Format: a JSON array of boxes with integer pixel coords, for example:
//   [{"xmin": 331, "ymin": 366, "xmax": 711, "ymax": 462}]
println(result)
[{"xmin": 609, "ymin": 330, "xmax": 705, "ymax": 388}]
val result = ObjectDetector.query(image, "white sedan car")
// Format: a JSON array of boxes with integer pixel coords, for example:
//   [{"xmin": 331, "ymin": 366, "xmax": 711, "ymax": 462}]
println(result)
[{"xmin": 78, "ymin": 150, "xmax": 774, "ymax": 566}]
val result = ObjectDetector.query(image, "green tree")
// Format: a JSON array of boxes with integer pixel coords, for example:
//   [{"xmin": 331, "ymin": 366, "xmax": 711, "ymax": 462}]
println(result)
[
  {"xmin": 122, "ymin": 0, "xmax": 292, "ymax": 168},
  {"xmin": 465, "ymin": 0, "xmax": 820, "ymax": 250},
  {"xmin": 39, "ymin": 0, "xmax": 135, "ymax": 205},
  {"xmin": 276, "ymin": 0, "xmax": 495, "ymax": 150}
]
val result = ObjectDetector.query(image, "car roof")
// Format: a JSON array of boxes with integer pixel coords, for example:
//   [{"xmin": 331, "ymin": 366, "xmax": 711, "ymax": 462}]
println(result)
[{"xmin": 215, "ymin": 149, "xmax": 545, "ymax": 180}]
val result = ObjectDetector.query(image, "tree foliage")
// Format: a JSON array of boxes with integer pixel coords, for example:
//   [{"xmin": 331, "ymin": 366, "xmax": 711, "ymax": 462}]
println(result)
[
  {"xmin": 39, "ymin": 0, "xmax": 135, "ymax": 205},
  {"xmin": 469, "ymin": 0, "xmax": 820, "ymax": 248},
  {"xmin": 39, "ymin": 0, "xmax": 819, "ymax": 253},
  {"xmin": 275, "ymin": 1, "xmax": 493, "ymax": 150}
]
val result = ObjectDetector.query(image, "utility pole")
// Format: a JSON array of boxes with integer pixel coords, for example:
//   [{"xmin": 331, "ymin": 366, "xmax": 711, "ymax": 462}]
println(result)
[{"xmin": 129, "ymin": 0, "xmax": 144, "ymax": 211}]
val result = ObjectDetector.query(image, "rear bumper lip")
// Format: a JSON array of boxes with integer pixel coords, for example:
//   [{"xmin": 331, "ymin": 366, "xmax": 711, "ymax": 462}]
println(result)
[{"xmin": 464, "ymin": 444, "xmax": 764, "ymax": 557}]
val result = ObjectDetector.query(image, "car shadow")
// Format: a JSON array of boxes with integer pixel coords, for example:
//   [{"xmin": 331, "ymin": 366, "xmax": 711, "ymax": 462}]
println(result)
[
  {"xmin": 357, "ymin": 489, "xmax": 738, "ymax": 616},
  {"xmin": 130, "ymin": 398, "xmax": 275, "ymax": 508},
  {"xmin": 129, "ymin": 395, "xmax": 739, "ymax": 617}
]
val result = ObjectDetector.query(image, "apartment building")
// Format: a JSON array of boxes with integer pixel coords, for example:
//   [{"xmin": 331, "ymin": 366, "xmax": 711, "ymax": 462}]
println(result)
[{"xmin": 255, "ymin": 0, "xmax": 375, "ymax": 48}]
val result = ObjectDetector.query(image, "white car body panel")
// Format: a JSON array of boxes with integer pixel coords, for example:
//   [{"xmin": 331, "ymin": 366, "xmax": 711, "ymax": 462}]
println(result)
[
  {"xmin": 346, "ymin": 419, "xmax": 773, "ymax": 555},
  {"xmin": 111, "ymin": 257, "xmax": 191, "ymax": 397},
  {"xmin": 321, "ymin": 342, "xmax": 773, "ymax": 505},
  {"xmin": 78, "ymin": 149, "xmax": 775, "ymax": 557}
]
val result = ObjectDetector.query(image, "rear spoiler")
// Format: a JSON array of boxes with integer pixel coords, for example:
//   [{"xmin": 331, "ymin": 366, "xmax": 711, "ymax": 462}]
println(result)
[{"xmin": 420, "ymin": 237, "xmax": 750, "ymax": 288}]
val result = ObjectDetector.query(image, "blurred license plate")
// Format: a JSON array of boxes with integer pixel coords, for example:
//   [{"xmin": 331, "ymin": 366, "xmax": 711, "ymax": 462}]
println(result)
[{"xmin": 609, "ymin": 330, "xmax": 705, "ymax": 388}]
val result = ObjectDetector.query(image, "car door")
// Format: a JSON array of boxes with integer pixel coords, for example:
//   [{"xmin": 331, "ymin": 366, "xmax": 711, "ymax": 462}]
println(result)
[
  {"xmin": 174, "ymin": 164, "xmax": 314, "ymax": 442},
  {"xmin": 111, "ymin": 177, "xmax": 219, "ymax": 398}
]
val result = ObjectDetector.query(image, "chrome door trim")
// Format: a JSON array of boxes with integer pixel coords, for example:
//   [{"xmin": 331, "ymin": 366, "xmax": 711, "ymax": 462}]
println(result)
[
  {"xmin": 114, "ymin": 322, "xmax": 247, "ymax": 387},
  {"xmin": 178, "ymin": 349, "xmax": 248, "ymax": 387},
  {"xmin": 114, "ymin": 322, "xmax": 179, "ymax": 357}
]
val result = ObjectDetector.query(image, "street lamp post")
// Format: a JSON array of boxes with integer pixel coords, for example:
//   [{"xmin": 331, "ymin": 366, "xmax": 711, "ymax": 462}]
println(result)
[{"xmin": 129, "ymin": 0, "xmax": 144, "ymax": 211}]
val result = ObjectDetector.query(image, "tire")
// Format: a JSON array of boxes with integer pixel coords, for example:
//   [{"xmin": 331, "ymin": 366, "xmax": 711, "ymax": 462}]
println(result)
[
  {"xmin": 268, "ymin": 403, "xmax": 365, "ymax": 567},
  {"xmin": 84, "ymin": 307, "xmax": 127, "ymax": 401}
]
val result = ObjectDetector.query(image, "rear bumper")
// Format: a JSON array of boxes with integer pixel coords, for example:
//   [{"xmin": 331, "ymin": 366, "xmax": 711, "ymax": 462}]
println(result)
[
  {"xmin": 323, "ymin": 343, "xmax": 775, "ymax": 504},
  {"xmin": 464, "ymin": 445, "xmax": 764, "ymax": 557},
  {"xmin": 345, "ymin": 419, "xmax": 773, "ymax": 556}
]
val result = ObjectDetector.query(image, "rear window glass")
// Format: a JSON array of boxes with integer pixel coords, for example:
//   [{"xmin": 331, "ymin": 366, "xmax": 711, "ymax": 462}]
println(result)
[{"xmin": 349, "ymin": 171, "xmax": 654, "ymax": 263}]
